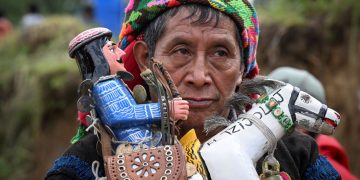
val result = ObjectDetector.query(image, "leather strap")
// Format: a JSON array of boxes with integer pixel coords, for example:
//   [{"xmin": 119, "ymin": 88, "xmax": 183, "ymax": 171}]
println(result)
[{"xmin": 96, "ymin": 123, "xmax": 113, "ymax": 158}]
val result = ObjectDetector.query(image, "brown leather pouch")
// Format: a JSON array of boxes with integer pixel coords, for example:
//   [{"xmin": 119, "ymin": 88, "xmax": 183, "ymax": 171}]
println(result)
[
  {"xmin": 97, "ymin": 124, "xmax": 187, "ymax": 180},
  {"xmin": 105, "ymin": 143, "xmax": 187, "ymax": 180}
]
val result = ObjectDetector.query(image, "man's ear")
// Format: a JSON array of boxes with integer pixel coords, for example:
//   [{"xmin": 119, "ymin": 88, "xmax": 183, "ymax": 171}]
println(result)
[
  {"xmin": 236, "ymin": 63, "xmax": 245, "ymax": 86},
  {"xmin": 133, "ymin": 40, "xmax": 149, "ymax": 72}
]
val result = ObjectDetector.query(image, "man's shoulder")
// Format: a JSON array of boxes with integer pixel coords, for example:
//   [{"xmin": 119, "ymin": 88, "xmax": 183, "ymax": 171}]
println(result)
[
  {"xmin": 279, "ymin": 131, "xmax": 319, "ymax": 174},
  {"xmin": 281, "ymin": 131, "xmax": 319, "ymax": 160},
  {"xmin": 270, "ymin": 132, "xmax": 339, "ymax": 179}
]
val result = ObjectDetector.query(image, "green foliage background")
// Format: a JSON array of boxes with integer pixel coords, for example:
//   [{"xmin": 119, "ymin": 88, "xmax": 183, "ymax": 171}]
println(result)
[
  {"xmin": 0, "ymin": 16, "xmax": 85, "ymax": 179},
  {"xmin": 0, "ymin": 0, "xmax": 82, "ymax": 24},
  {"xmin": 256, "ymin": 0, "xmax": 360, "ymax": 27}
]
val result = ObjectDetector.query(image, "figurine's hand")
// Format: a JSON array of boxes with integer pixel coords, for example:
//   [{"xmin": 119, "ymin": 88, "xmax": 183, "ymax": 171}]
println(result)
[{"xmin": 170, "ymin": 98, "xmax": 189, "ymax": 121}]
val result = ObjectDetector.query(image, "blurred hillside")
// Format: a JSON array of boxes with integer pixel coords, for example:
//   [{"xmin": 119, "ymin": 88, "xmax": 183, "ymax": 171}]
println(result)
[
  {"xmin": 0, "ymin": 16, "xmax": 85, "ymax": 179},
  {"xmin": 0, "ymin": 0, "xmax": 82, "ymax": 24},
  {"xmin": 256, "ymin": 0, "xmax": 360, "ymax": 177},
  {"xmin": 0, "ymin": 0, "xmax": 359, "ymax": 179}
]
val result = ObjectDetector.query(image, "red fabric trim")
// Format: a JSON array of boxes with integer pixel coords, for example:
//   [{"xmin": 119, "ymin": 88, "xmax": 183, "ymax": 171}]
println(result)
[
  {"xmin": 245, "ymin": 66, "xmax": 259, "ymax": 79},
  {"xmin": 77, "ymin": 111, "xmax": 90, "ymax": 127},
  {"xmin": 316, "ymin": 135, "xmax": 358, "ymax": 179},
  {"xmin": 122, "ymin": 40, "xmax": 144, "ymax": 90},
  {"xmin": 317, "ymin": 135, "xmax": 349, "ymax": 168}
]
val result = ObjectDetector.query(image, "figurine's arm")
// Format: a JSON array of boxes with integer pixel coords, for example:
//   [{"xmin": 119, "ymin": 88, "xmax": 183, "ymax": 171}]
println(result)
[
  {"xmin": 93, "ymin": 78, "xmax": 160, "ymax": 128},
  {"xmin": 93, "ymin": 77, "xmax": 188, "ymax": 129},
  {"xmin": 129, "ymin": 98, "xmax": 189, "ymax": 124},
  {"xmin": 169, "ymin": 98, "xmax": 189, "ymax": 121}
]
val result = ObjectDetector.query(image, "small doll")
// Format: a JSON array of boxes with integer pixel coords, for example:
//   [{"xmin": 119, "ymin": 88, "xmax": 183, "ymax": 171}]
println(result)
[{"xmin": 68, "ymin": 27, "xmax": 189, "ymax": 148}]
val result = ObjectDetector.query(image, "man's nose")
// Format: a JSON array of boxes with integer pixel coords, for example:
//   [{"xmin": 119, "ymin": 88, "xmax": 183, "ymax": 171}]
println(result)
[{"xmin": 185, "ymin": 54, "xmax": 211, "ymax": 87}]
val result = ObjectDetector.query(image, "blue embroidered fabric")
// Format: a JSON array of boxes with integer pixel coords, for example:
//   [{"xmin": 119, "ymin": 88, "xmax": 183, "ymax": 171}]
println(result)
[
  {"xmin": 92, "ymin": 78, "xmax": 161, "ymax": 143},
  {"xmin": 47, "ymin": 155, "xmax": 104, "ymax": 179},
  {"xmin": 305, "ymin": 155, "xmax": 340, "ymax": 180}
]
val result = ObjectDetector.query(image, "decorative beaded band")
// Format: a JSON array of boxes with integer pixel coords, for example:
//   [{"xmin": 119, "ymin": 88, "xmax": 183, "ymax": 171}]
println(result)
[{"xmin": 256, "ymin": 96, "xmax": 295, "ymax": 134}]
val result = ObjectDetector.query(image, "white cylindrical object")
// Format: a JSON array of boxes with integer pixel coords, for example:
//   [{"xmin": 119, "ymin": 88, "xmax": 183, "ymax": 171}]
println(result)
[{"xmin": 200, "ymin": 85, "xmax": 295, "ymax": 179}]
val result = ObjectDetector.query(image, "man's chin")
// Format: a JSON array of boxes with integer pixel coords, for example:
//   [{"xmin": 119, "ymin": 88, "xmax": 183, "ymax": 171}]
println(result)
[
  {"xmin": 180, "ymin": 110, "xmax": 229, "ymax": 142},
  {"xmin": 179, "ymin": 123, "xmax": 218, "ymax": 143},
  {"xmin": 179, "ymin": 121, "xmax": 203, "ymax": 136}
]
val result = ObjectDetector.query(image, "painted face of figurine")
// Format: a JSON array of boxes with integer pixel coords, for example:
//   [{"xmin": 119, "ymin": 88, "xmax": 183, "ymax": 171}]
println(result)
[
  {"xmin": 102, "ymin": 40, "xmax": 126, "ymax": 74},
  {"xmin": 152, "ymin": 9, "xmax": 244, "ymax": 142}
]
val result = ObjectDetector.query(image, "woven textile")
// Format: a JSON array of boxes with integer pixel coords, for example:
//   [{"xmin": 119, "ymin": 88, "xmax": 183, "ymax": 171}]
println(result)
[{"xmin": 119, "ymin": 0, "xmax": 259, "ymax": 78}]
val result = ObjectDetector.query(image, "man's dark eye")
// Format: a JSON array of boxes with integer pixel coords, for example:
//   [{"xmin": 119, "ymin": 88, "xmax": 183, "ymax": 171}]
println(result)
[
  {"xmin": 214, "ymin": 50, "xmax": 228, "ymax": 57},
  {"xmin": 175, "ymin": 48, "xmax": 190, "ymax": 55}
]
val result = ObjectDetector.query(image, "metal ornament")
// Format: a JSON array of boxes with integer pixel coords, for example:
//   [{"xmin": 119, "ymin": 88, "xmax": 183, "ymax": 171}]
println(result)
[
  {"xmin": 133, "ymin": 84, "xmax": 147, "ymax": 104},
  {"xmin": 116, "ymin": 71, "xmax": 134, "ymax": 81},
  {"xmin": 259, "ymin": 155, "xmax": 283, "ymax": 180},
  {"xmin": 77, "ymin": 79, "xmax": 94, "ymax": 112},
  {"xmin": 77, "ymin": 95, "xmax": 94, "ymax": 112}
]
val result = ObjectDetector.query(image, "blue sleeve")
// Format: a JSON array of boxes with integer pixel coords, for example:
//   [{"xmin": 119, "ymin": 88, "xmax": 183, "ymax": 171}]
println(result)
[
  {"xmin": 46, "ymin": 155, "xmax": 101, "ymax": 180},
  {"xmin": 304, "ymin": 155, "xmax": 340, "ymax": 180}
]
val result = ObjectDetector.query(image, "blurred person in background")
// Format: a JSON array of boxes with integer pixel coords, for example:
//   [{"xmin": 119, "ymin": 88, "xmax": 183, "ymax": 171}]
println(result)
[
  {"xmin": 0, "ymin": 9, "xmax": 13, "ymax": 39},
  {"xmin": 20, "ymin": 3, "xmax": 44, "ymax": 30},
  {"xmin": 269, "ymin": 66, "xmax": 358, "ymax": 180},
  {"xmin": 81, "ymin": 4, "xmax": 96, "ymax": 25}
]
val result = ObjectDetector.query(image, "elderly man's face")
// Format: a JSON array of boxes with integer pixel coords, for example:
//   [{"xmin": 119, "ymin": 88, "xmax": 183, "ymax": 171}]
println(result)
[{"xmin": 153, "ymin": 9, "xmax": 244, "ymax": 141}]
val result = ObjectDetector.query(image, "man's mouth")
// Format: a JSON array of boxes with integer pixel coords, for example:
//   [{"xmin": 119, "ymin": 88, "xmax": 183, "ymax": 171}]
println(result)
[{"xmin": 183, "ymin": 98, "xmax": 214, "ymax": 109}]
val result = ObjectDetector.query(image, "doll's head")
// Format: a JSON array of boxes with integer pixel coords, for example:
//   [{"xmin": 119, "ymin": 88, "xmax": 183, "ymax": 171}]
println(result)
[{"xmin": 69, "ymin": 27, "xmax": 125, "ymax": 81}]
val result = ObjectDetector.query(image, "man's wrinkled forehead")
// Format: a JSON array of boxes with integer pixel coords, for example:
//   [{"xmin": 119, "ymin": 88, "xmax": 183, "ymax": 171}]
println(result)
[
  {"xmin": 173, "ymin": 6, "xmax": 225, "ymax": 24},
  {"xmin": 163, "ymin": 6, "xmax": 235, "ymax": 33}
]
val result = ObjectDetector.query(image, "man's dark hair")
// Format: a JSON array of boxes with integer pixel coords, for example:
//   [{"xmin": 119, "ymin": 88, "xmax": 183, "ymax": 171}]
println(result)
[{"xmin": 143, "ymin": 4, "xmax": 243, "ymax": 60}]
